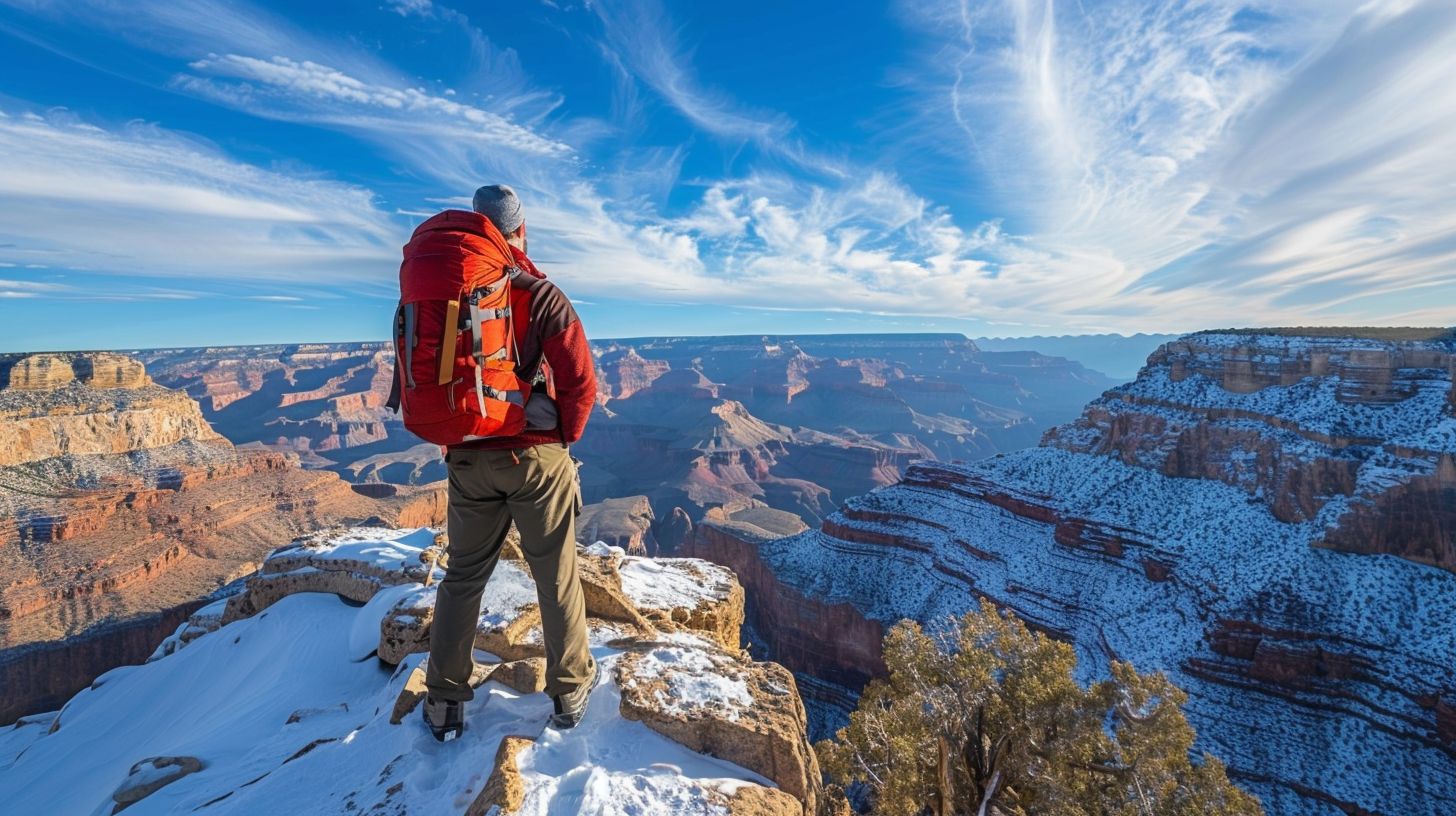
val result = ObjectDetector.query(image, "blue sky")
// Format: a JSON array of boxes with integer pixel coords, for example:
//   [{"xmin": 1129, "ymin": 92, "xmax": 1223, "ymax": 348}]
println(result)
[{"xmin": 1, "ymin": 0, "xmax": 1453, "ymax": 351}]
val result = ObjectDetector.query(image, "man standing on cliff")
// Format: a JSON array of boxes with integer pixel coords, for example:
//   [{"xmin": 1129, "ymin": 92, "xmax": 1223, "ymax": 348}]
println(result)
[{"xmin": 421, "ymin": 184, "xmax": 598, "ymax": 740}]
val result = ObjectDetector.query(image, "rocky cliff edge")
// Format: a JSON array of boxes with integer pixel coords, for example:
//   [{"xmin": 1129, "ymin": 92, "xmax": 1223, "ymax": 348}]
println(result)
[{"xmin": 0, "ymin": 526, "xmax": 825, "ymax": 816}]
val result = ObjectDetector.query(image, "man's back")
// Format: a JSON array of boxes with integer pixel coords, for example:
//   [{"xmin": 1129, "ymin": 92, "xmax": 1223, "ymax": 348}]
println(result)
[{"xmin": 407, "ymin": 185, "xmax": 599, "ymax": 741}]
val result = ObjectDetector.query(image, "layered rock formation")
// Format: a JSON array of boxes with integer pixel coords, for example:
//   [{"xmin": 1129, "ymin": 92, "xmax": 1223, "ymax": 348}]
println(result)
[
  {"xmin": 578, "ymin": 334, "xmax": 1112, "ymax": 536},
  {"xmin": 724, "ymin": 330, "xmax": 1456, "ymax": 816},
  {"xmin": 136, "ymin": 343, "xmax": 403, "ymax": 471},
  {"xmin": 141, "ymin": 335, "xmax": 1112, "ymax": 535},
  {"xmin": 0, "ymin": 527, "xmax": 824, "ymax": 816},
  {"xmin": 577, "ymin": 495, "xmax": 659, "ymax": 555},
  {"xmin": 0, "ymin": 352, "xmax": 445, "ymax": 724}
]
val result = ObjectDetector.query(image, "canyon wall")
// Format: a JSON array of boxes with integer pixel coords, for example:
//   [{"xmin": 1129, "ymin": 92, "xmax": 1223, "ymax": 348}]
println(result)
[
  {"xmin": 0, "ymin": 352, "xmax": 445, "ymax": 723},
  {"xmin": 733, "ymin": 329, "xmax": 1456, "ymax": 816},
  {"xmin": 0, "ymin": 600, "xmax": 204, "ymax": 724},
  {"xmin": 684, "ymin": 518, "xmax": 885, "ymax": 714},
  {"xmin": 141, "ymin": 335, "xmax": 1113, "ymax": 535}
]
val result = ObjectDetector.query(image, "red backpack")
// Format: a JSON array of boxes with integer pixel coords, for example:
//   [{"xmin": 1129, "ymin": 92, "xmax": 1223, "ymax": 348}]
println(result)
[{"xmin": 389, "ymin": 210, "xmax": 529, "ymax": 444}]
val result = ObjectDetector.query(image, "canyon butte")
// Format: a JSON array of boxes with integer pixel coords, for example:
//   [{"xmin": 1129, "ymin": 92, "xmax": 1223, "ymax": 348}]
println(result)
[{"xmin": 698, "ymin": 329, "xmax": 1456, "ymax": 816}]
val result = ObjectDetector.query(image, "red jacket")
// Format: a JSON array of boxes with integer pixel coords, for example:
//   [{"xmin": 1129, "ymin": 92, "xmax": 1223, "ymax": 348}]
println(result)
[{"xmin": 450, "ymin": 245, "xmax": 596, "ymax": 451}]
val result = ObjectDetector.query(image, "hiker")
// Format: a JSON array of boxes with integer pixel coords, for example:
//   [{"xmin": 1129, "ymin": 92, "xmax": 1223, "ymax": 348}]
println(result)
[{"xmin": 389, "ymin": 184, "xmax": 598, "ymax": 741}]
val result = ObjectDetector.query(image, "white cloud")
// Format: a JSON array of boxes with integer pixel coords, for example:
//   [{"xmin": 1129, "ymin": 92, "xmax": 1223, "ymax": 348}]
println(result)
[
  {"xmin": 179, "ymin": 54, "xmax": 571, "ymax": 158},
  {"xmin": 0, "ymin": 279, "xmax": 73, "ymax": 299},
  {"xmin": 0, "ymin": 110, "xmax": 400, "ymax": 282},
  {"xmin": 6, "ymin": 0, "xmax": 1454, "ymax": 333},
  {"xmin": 897, "ymin": 0, "xmax": 1456, "ymax": 329},
  {"xmin": 386, "ymin": 0, "xmax": 434, "ymax": 16}
]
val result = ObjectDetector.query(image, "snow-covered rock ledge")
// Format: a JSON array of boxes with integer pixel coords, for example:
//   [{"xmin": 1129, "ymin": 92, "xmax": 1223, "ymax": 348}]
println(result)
[{"xmin": 0, "ymin": 527, "xmax": 822, "ymax": 816}]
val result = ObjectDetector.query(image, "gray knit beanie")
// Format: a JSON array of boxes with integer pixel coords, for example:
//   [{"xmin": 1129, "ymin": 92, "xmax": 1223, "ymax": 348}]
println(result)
[{"xmin": 472, "ymin": 184, "xmax": 525, "ymax": 235}]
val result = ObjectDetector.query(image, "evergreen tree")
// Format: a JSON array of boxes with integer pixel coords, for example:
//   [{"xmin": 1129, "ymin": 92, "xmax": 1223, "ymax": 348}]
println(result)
[{"xmin": 816, "ymin": 600, "xmax": 1262, "ymax": 816}]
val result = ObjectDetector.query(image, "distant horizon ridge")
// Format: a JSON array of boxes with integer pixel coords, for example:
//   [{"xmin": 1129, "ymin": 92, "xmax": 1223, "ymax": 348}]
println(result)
[{"xmin": 4, "ymin": 325, "xmax": 1453, "ymax": 358}]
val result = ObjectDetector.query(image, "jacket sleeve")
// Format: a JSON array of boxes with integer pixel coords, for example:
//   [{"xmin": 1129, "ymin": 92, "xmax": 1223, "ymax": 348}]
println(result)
[{"xmin": 534, "ymin": 286, "xmax": 597, "ymax": 445}]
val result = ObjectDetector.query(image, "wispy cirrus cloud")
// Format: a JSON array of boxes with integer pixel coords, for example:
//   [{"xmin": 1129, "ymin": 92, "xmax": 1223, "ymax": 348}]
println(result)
[
  {"xmin": 590, "ymin": 0, "xmax": 846, "ymax": 178},
  {"xmin": 176, "ymin": 54, "xmax": 571, "ymax": 158},
  {"xmin": 896, "ymin": 0, "xmax": 1456, "ymax": 328},
  {"xmin": 2, "ymin": 0, "xmax": 1453, "ymax": 337},
  {"xmin": 0, "ymin": 109, "xmax": 399, "ymax": 282},
  {"xmin": 0, "ymin": 278, "xmax": 72, "ymax": 299}
]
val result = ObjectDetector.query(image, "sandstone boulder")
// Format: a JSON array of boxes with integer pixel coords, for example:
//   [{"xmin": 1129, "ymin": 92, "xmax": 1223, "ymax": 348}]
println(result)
[
  {"xmin": 617, "ymin": 550, "xmax": 745, "ymax": 651},
  {"xmin": 575, "ymin": 546, "xmax": 657, "ymax": 630},
  {"xmin": 489, "ymin": 657, "xmax": 546, "ymax": 694},
  {"xmin": 718, "ymin": 784, "xmax": 806, "ymax": 816},
  {"xmin": 222, "ymin": 527, "xmax": 439, "ymax": 624},
  {"xmin": 111, "ymin": 756, "xmax": 202, "ymax": 813},
  {"xmin": 377, "ymin": 585, "xmax": 437, "ymax": 665},
  {"xmin": 615, "ymin": 638, "xmax": 821, "ymax": 814}
]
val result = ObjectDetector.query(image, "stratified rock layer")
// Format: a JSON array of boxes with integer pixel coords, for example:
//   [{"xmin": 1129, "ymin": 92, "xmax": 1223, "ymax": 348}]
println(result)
[
  {"xmin": 0, "ymin": 353, "xmax": 445, "ymax": 725},
  {"xmin": 745, "ymin": 330, "xmax": 1456, "ymax": 816},
  {"xmin": 141, "ymin": 335, "xmax": 1113, "ymax": 535},
  {"xmin": 577, "ymin": 495, "xmax": 659, "ymax": 555}
]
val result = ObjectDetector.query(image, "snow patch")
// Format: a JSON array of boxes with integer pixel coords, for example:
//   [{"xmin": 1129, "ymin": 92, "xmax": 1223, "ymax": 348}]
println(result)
[
  {"xmin": 629, "ymin": 646, "xmax": 753, "ymax": 722},
  {"xmin": 619, "ymin": 556, "xmax": 728, "ymax": 611}
]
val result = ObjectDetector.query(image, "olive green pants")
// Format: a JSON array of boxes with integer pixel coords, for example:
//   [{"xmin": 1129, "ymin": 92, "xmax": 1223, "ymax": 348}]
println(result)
[{"xmin": 425, "ymin": 442, "xmax": 592, "ymax": 701}]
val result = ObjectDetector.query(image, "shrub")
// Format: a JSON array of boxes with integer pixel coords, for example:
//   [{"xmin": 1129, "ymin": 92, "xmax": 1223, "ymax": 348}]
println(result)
[{"xmin": 816, "ymin": 600, "xmax": 1262, "ymax": 816}]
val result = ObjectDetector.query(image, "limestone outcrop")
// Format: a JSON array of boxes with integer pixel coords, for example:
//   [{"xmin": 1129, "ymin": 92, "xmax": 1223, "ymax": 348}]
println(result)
[
  {"xmin": 1045, "ymin": 330, "xmax": 1456, "ymax": 570},
  {"xmin": 0, "ymin": 355, "xmax": 214, "ymax": 468},
  {"xmin": 616, "ymin": 637, "xmax": 821, "ymax": 813},
  {"xmin": 741, "ymin": 329, "xmax": 1456, "ymax": 816},
  {"xmin": 0, "ymin": 351, "xmax": 149, "ymax": 392}
]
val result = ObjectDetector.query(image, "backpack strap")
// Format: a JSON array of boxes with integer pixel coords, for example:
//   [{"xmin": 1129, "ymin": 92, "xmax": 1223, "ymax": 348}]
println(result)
[
  {"xmin": 387, "ymin": 304, "xmax": 406, "ymax": 412},
  {"xmin": 401, "ymin": 302, "xmax": 418, "ymax": 389},
  {"xmin": 385, "ymin": 361, "xmax": 401, "ymax": 412}
]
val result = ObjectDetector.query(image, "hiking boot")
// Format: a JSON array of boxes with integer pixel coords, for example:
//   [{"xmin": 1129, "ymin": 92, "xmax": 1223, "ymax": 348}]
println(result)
[
  {"xmin": 423, "ymin": 695, "xmax": 464, "ymax": 742},
  {"xmin": 549, "ymin": 659, "xmax": 598, "ymax": 729}
]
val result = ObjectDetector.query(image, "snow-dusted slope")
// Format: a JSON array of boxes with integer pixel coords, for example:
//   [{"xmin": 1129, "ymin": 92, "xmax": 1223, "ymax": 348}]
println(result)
[
  {"xmin": 0, "ymin": 528, "xmax": 817, "ymax": 816},
  {"xmin": 753, "ymin": 330, "xmax": 1456, "ymax": 816}
]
